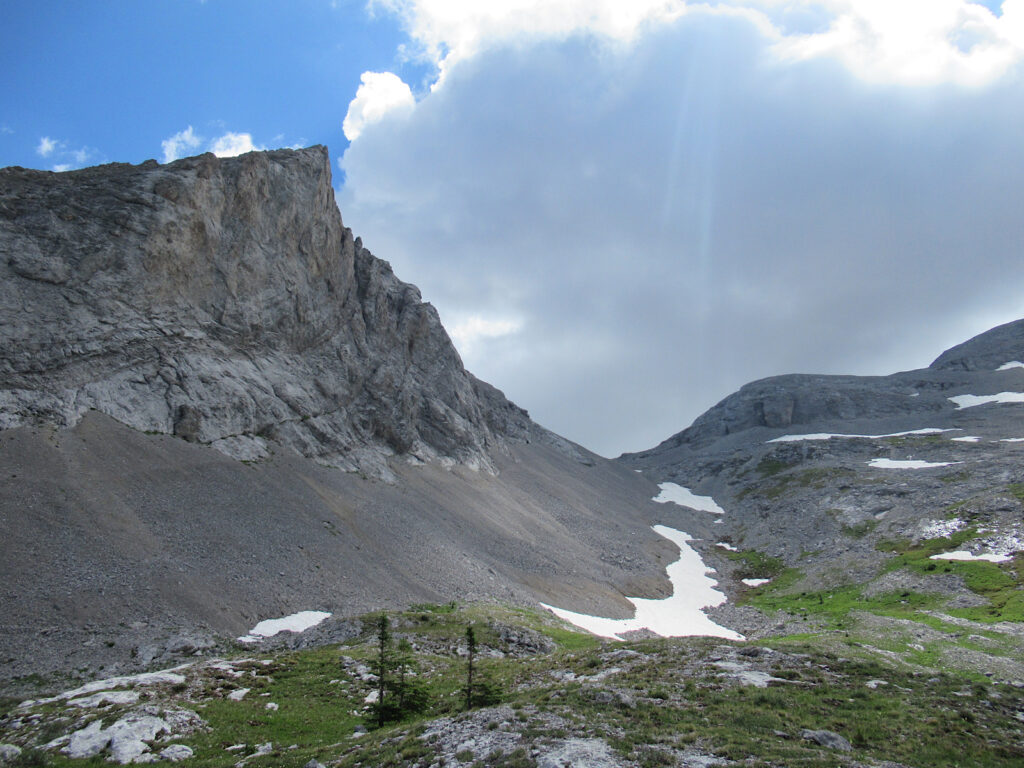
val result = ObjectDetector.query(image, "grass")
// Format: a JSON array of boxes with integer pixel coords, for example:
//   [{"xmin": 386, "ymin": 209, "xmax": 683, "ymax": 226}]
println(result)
[
  {"xmin": 740, "ymin": 467, "xmax": 856, "ymax": 500},
  {"xmin": 723, "ymin": 549, "xmax": 785, "ymax": 581},
  {"xmin": 878, "ymin": 532, "xmax": 1024, "ymax": 623},
  {"xmin": 6, "ymin": 602, "xmax": 1024, "ymax": 768}
]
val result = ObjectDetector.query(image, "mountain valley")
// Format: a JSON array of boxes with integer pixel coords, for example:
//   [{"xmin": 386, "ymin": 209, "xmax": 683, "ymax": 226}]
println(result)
[{"xmin": 1, "ymin": 148, "xmax": 1023, "ymax": 767}]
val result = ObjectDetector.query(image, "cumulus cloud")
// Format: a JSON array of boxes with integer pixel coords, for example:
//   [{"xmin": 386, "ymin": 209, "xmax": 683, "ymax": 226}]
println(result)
[
  {"xmin": 161, "ymin": 126, "xmax": 202, "ymax": 163},
  {"xmin": 375, "ymin": 0, "xmax": 1024, "ymax": 87},
  {"xmin": 371, "ymin": 0, "xmax": 686, "ymax": 76},
  {"xmin": 209, "ymin": 131, "xmax": 263, "ymax": 157},
  {"xmin": 36, "ymin": 136, "xmax": 58, "ymax": 157},
  {"xmin": 343, "ymin": 71, "xmax": 416, "ymax": 140},
  {"xmin": 160, "ymin": 127, "xmax": 267, "ymax": 161},
  {"xmin": 35, "ymin": 136, "xmax": 97, "ymax": 170},
  {"xmin": 447, "ymin": 314, "xmax": 523, "ymax": 361},
  {"xmin": 339, "ymin": 3, "xmax": 1024, "ymax": 457},
  {"xmin": 770, "ymin": 0, "xmax": 1024, "ymax": 86}
]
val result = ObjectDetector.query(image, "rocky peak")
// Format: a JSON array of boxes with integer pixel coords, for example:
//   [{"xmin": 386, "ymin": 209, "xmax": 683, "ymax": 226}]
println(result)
[
  {"xmin": 0, "ymin": 147, "xmax": 531, "ymax": 477},
  {"xmin": 929, "ymin": 318, "xmax": 1024, "ymax": 371}
]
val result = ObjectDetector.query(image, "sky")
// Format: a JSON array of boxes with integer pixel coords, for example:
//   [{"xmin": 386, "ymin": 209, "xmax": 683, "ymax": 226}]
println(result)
[{"xmin": 3, "ymin": 1, "xmax": 1024, "ymax": 457}]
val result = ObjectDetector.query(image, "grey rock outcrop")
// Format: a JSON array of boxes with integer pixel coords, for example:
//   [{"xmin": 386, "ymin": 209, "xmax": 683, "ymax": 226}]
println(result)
[
  {"xmin": 800, "ymin": 729, "xmax": 852, "ymax": 751},
  {"xmin": 930, "ymin": 317, "xmax": 1024, "ymax": 371},
  {"xmin": 623, "ymin": 317, "xmax": 1024, "ymax": 458},
  {"xmin": 0, "ymin": 147, "xmax": 530, "ymax": 477},
  {"xmin": 0, "ymin": 745, "xmax": 22, "ymax": 764}
]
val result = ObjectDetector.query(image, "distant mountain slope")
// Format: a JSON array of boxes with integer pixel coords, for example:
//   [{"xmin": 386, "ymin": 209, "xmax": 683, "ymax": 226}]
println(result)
[{"xmin": 620, "ymin": 320, "xmax": 1024, "ymax": 670}]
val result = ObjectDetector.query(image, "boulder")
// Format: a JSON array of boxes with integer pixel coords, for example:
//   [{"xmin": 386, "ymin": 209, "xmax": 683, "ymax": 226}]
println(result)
[{"xmin": 800, "ymin": 729, "xmax": 852, "ymax": 751}]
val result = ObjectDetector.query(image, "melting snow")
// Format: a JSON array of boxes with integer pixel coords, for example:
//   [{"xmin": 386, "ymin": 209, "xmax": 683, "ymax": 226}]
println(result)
[
  {"xmin": 541, "ymin": 525, "xmax": 743, "ymax": 641},
  {"xmin": 653, "ymin": 483, "xmax": 725, "ymax": 514},
  {"xmin": 768, "ymin": 428, "xmax": 951, "ymax": 443},
  {"xmin": 716, "ymin": 542, "xmax": 739, "ymax": 552},
  {"xmin": 951, "ymin": 436, "xmax": 981, "ymax": 442},
  {"xmin": 868, "ymin": 458, "xmax": 961, "ymax": 469},
  {"xmin": 997, "ymin": 361, "xmax": 1024, "ymax": 370},
  {"xmin": 237, "ymin": 611, "xmax": 332, "ymax": 643},
  {"xmin": 1000, "ymin": 438, "xmax": 1024, "ymax": 443},
  {"xmin": 741, "ymin": 578, "xmax": 771, "ymax": 587},
  {"xmin": 930, "ymin": 551, "xmax": 1012, "ymax": 563},
  {"xmin": 949, "ymin": 392, "xmax": 1024, "ymax": 409}
]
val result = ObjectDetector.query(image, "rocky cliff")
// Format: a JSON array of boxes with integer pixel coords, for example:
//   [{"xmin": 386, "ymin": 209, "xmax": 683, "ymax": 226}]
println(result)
[
  {"xmin": 0, "ymin": 148, "xmax": 671, "ymax": 688},
  {"xmin": 0, "ymin": 147, "xmax": 530, "ymax": 478}
]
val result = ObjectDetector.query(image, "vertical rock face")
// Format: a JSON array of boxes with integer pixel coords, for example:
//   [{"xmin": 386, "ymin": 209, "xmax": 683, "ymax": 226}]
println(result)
[{"xmin": 0, "ymin": 147, "xmax": 530, "ymax": 476}]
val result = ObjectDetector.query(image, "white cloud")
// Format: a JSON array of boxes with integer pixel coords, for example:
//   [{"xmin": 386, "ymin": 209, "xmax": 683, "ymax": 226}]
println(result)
[
  {"xmin": 35, "ymin": 136, "xmax": 96, "ymax": 170},
  {"xmin": 340, "ymin": 7, "xmax": 1024, "ymax": 455},
  {"xmin": 447, "ymin": 315, "xmax": 523, "ymax": 359},
  {"xmin": 372, "ymin": 0, "xmax": 685, "ymax": 73},
  {"xmin": 208, "ymin": 131, "xmax": 262, "ymax": 157},
  {"xmin": 374, "ymin": 0, "xmax": 1024, "ymax": 87},
  {"xmin": 161, "ymin": 126, "xmax": 202, "ymax": 163},
  {"xmin": 343, "ymin": 71, "xmax": 416, "ymax": 141},
  {"xmin": 770, "ymin": 0, "xmax": 1024, "ymax": 86},
  {"xmin": 36, "ymin": 136, "xmax": 58, "ymax": 156}
]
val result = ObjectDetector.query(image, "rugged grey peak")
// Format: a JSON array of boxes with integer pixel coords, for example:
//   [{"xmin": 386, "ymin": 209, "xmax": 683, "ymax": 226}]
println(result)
[
  {"xmin": 930, "ymin": 317, "xmax": 1024, "ymax": 371},
  {"xmin": 0, "ymin": 147, "xmax": 530, "ymax": 476},
  {"xmin": 620, "ymin": 320, "xmax": 1024, "ymax": 637},
  {"xmin": 626, "ymin": 372, "xmax": 943, "ymax": 456},
  {"xmin": 624, "ymin": 321, "xmax": 1024, "ymax": 460}
]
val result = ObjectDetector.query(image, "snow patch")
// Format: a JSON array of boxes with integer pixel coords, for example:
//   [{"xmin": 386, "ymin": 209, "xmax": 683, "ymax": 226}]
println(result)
[
  {"xmin": 867, "ymin": 458, "xmax": 960, "ymax": 469},
  {"xmin": 716, "ymin": 542, "xmax": 739, "ymax": 552},
  {"xmin": 951, "ymin": 436, "xmax": 981, "ymax": 443},
  {"xmin": 741, "ymin": 578, "xmax": 771, "ymax": 587},
  {"xmin": 541, "ymin": 525, "xmax": 743, "ymax": 641},
  {"xmin": 1000, "ymin": 438, "xmax": 1024, "ymax": 443},
  {"xmin": 652, "ymin": 483, "xmax": 725, "ymax": 514},
  {"xmin": 769, "ymin": 428, "xmax": 951, "ymax": 443},
  {"xmin": 237, "ymin": 611, "xmax": 331, "ymax": 643},
  {"xmin": 997, "ymin": 361, "xmax": 1024, "ymax": 370},
  {"xmin": 930, "ymin": 551, "xmax": 1012, "ymax": 563},
  {"xmin": 949, "ymin": 392, "xmax": 1024, "ymax": 409}
]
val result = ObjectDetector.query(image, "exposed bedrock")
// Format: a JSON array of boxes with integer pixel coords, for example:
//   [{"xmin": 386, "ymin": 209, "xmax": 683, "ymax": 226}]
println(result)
[{"xmin": 0, "ymin": 147, "xmax": 530, "ymax": 478}]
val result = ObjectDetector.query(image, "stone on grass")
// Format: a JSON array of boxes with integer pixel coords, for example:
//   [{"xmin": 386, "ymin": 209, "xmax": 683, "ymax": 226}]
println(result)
[
  {"xmin": 536, "ymin": 738, "xmax": 622, "ymax": 768},
  {"xmin": 63, "ymin": 720, "xmax": 111, "ymax": 759},
  {"xmin": 160, "ymin": 744, "xmax": 194, "ymax": 762},
  {"xmin": 800, "ymin": 729, "xmax": 852, "ymax": 751},
  {"xmin": 0, "ymin": 745, "xmax": 22, "ymax": 763}
]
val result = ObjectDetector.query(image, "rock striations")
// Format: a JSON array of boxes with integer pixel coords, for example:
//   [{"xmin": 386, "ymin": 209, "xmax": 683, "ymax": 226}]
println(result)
[{"xmin": 0, "ymin": 147, "xmax": 529, "ymax": 478}]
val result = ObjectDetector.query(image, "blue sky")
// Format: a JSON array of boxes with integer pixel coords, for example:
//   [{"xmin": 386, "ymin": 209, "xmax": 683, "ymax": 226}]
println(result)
[
  {"xmin": 4, "ymin": 1, "xmax": 1024, "ymax": 456},
  {"xmin": 0, "ymin": 0, "xmax": 428, "ymax": 169}
]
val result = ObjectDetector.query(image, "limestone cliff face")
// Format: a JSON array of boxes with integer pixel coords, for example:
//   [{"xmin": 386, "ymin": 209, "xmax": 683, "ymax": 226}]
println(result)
[{"xmin": 0, "ymin": 147, "xmax": 530, "ymax": 476}]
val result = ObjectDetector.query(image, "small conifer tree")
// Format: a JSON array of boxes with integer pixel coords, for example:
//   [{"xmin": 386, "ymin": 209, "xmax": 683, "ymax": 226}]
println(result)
[
  {"xmin": 465, "ymin": 625, "xmax": 476, "ymax": 710},
  {"xmin": 366, "ymin": 614, "xmax": 429, "ymax": 727}
]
